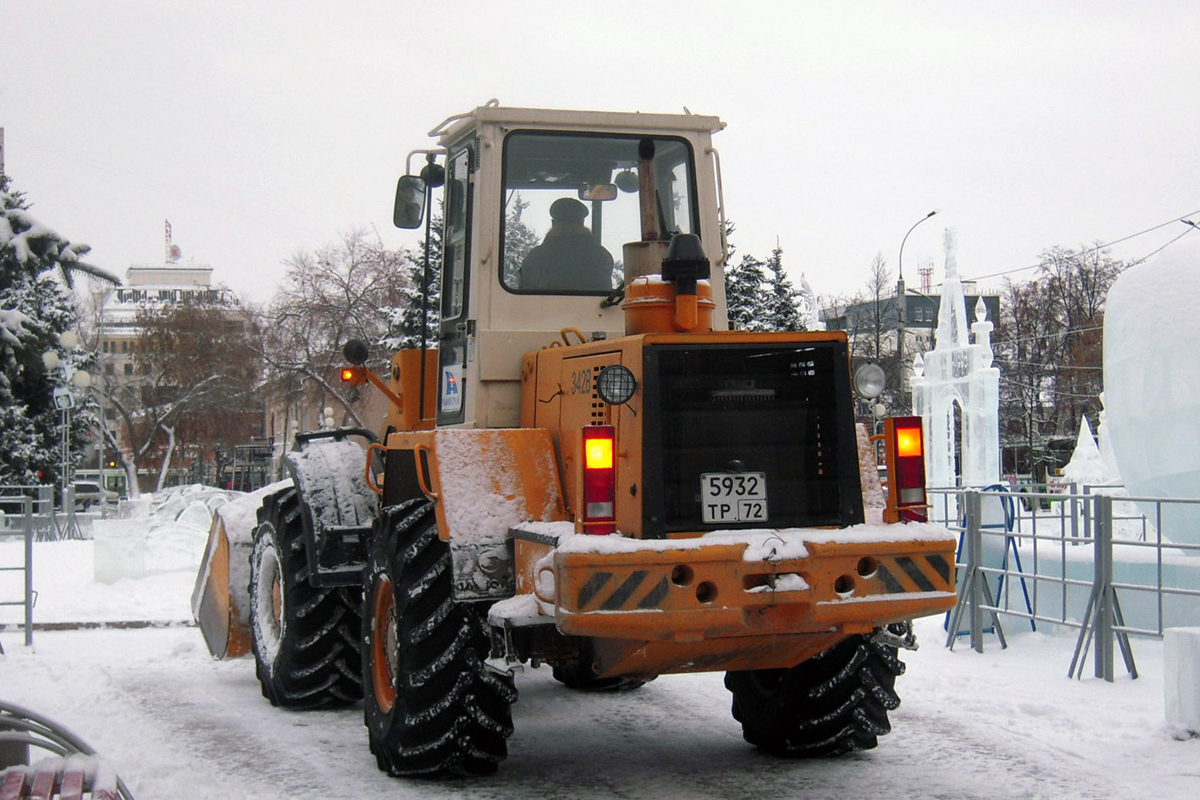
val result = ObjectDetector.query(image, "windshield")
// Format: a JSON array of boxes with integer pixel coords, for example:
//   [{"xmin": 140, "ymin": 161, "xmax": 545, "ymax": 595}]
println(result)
[{"xmin": 500, "ymin": 131, "xmax": 697, "ymax": 295}]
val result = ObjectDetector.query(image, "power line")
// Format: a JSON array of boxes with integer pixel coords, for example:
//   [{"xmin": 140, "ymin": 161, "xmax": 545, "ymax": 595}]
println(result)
[
  {"xmin": 990, "ymin": 323, "xmax": 1105, "ymax": 347},
  {"xmin": 999, "ymin": 359, "xmax": 1103, "ymax": 371},
  {"xmin": 969, "ymin": 208, "xmax": 1200, "ymax": 283},
  {"xmin": 999, "ymin": 376, "xmax": 1101, "ymax": 401}
]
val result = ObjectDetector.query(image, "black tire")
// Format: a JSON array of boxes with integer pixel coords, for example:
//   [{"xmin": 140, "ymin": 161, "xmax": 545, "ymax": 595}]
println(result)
[
  {"xmin": 249, "ymin": 487, "xmax": 363, "ymax": 708},
  {"xmin": 724, "ymin": 632, "xmax": 904, "ymax": 757},
  {"xmin": 363, "ymin": 499, "xmax": 517, "ymax": 776}
]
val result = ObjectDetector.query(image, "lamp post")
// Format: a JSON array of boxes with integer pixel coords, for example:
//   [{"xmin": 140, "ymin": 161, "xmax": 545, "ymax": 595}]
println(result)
[
  {"xmin": 898, "ymin": 210, "xmax": 939, "ymax": 282},
  {"xmin": 896, "ymin": 209, "xmax": 939, "ymax": 370},
  {"xmin": 41, "ymin": 331, "xmax": 91, "ymax": 512}
]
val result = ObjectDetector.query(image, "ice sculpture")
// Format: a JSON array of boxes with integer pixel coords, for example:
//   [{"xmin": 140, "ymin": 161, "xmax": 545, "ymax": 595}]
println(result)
[
  {"xmin": 1104, "ymin": 238, "xmax": 1200, "ymax": 545},
  {"xmin": 910, "ymin": 229, "xmax": 1001, "ymax": 488},
  {"xmin": 1062, "ymin": 416, "xmax": 1113, "ymax": 486}
]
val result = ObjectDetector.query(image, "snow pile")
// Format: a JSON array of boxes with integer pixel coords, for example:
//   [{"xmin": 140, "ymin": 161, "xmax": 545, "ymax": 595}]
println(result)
[
  {"xmin": 92, "ymin": 518, "xmax": 206, "ymax": 584},
  {"xmin": 0, "ymin": 486, "xmax": 254, "ymax": 625},
  {"xmin": 92, "ymin": 485, "xmax": 246, "ymax": 584},
  {"xmin": 216, "ymin": 480, "xmax": 291, "ymax": 547}
]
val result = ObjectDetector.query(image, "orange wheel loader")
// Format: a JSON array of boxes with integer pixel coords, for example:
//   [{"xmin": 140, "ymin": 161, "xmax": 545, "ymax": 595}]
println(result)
[{"xmin": 193, "ymin": 102, "xmax": 957, "ymax": 777}]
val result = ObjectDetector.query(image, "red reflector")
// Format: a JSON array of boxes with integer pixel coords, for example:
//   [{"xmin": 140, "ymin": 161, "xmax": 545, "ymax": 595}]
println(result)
[{"xmin": 582, "ymin": 426, "xmax": 616, "ymax": 534}]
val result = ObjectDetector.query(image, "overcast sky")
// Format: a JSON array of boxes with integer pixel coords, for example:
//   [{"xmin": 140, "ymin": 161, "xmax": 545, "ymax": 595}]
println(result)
[{"xmin": 3, "ymin": 1, "xmax": 1199, "ymax": 306}]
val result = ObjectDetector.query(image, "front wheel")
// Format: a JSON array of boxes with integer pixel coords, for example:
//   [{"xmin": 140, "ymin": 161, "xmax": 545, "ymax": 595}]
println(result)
[
  {"xmin": 248, "ymin": 487, "xmax": 362, "ymax": 708},
  {"xmin": 363, "ymin": 499, "xmax": 517, "ymax": 776},
  {"xmin": 724, "ymin": 631, "xmax": 905, "ymax": 758}
]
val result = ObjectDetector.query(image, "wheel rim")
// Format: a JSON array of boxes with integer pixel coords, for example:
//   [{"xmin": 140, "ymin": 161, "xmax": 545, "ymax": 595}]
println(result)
[
  {"xmin": 371, "ymin": 574, "xmax": 398, "ymax": 714},
  {"xmin": 253, "ymin": 540, "xmax": 284, "ymax": 663}
]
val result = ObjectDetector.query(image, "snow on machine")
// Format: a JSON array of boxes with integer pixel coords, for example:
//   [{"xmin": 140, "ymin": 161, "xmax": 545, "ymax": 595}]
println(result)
[{"xmin": 193, "ymin": 102, "xmax": 957, "ymax": 777}]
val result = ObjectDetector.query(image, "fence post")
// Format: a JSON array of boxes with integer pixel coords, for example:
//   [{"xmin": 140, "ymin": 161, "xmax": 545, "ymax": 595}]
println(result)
[
  {"xmin": 22, "ymin": 496, "xmax": 33, "ymax": 647},
  {"xmin": 966, "ymin": 491, "xmax": 985, "ymax": 653},
  {"xmin": 36, "ymin": 485, "xmax": 53, "ymax": 541},
  {"xmin": 946, "ymin": 490, "xmax": 1007, "ymax": 652},
  {"xmin": 1070, "ymin": 482, "xmax": 1080, "ymax": 545},
  {"xmin": 1094, "ymin": 494, "xmax": 1114, "ymax": 681}
]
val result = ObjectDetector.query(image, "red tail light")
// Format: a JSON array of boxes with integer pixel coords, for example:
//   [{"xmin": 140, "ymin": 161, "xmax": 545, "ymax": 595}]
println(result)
[
  {"xmin": 582, "ymin": 425, "xmax": 616, "ymax": 534},
  {"xmin": 884, "ymin": 416, "xmax": 928, "ymax": 523}
]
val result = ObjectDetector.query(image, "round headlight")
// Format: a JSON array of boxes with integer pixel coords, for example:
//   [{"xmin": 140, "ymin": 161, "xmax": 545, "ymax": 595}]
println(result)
[
  {"xmin": 596, "ymin": 365, "xmax": 638, "ymax": 405},
  {"xmin": 853, "ymin": 363, "xmax": 886, "ymax": 399}
]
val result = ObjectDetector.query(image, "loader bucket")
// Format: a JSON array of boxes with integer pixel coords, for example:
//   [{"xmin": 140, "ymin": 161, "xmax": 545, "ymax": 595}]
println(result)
[{"xmin": 190, "ymin": 513, "xmax": 252, "ymax": 660}]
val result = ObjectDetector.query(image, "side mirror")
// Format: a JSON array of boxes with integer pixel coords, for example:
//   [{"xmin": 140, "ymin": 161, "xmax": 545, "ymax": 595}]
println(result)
[
  {"xmin": 393, "ymin": 175, "xmax": 427, "ymax": 229},
  {"xmin": 343, "ymin": 338, "xmax": 370, "ymax": 365}
]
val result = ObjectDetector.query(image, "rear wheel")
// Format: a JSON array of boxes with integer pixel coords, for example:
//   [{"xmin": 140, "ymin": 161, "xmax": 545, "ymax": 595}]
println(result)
[
  {"xmin": 363, "ymin": 499, "xmax": 517, "ymax": 776},
  {"xmin": 724, "ymin": 631, "xmax": 904, "ymax": 757},
  {"xmin": 249, "ymin": 488, "xmax": 363, "ymax": 708},
  {"xmin": 551, "ymin": 663, "xmax": 647, "ymax": 692}
]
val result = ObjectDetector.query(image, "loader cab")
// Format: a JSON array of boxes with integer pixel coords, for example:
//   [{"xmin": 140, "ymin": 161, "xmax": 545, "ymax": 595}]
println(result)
[{"xmin": 396, "ymin": 105, "xmax": 729, "ymax": 430}]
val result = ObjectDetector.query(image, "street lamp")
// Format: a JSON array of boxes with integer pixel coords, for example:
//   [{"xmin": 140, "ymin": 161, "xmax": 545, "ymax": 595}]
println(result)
[
  {"xmin": 897, "ymin": 209, "xmax": 939, "ymax": 366},
  {"xmin": 42, "ymin": 331, "xmax": 91, "ymax": 513},
  {"xmin": 898, "ymin": 209, "xmax": 939, "ymax": 282}
]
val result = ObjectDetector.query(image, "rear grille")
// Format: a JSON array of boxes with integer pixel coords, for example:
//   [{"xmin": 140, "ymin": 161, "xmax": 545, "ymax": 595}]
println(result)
[{"xmin": 642, "ymin": 341, "xmax": 864, "ymax": 536}]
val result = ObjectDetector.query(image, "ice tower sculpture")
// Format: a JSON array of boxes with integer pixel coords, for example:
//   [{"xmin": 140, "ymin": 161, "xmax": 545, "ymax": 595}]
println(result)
[
  {"xmin": 909, "ymin": 230, "xmax": 1000, "ymax": 488},
  {"xmin": 1104, "ymin": 238, "xmax": 1200, "ymax": 545}
]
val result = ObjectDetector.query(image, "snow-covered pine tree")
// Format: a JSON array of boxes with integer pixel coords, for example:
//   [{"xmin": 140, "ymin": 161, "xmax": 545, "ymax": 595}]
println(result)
[
  {"xmin": 764, "ymin": 243, "xmax": 805, "ymax": 331},
  {"xmin": 386, "ymin": 213, "xmax": 442, "ymax": 351},
  {"xmin": 724, "ymin": 253, "xmax": 771, "ymax": 331},
  {"xmin": 0, "ymin": 180, "xmax": 116, "ymax": 485}
]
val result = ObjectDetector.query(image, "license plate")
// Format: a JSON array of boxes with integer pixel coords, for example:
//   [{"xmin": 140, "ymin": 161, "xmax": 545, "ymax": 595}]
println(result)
[{"xmin": 700, "ymin": 472, "xmax": 768, "ymax": 524}]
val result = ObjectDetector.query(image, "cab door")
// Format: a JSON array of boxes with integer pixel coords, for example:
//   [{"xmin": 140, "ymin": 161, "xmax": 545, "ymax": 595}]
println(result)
[{"xmin": 437, "ymin": 146, "xmax": 472, "ymax": 426}]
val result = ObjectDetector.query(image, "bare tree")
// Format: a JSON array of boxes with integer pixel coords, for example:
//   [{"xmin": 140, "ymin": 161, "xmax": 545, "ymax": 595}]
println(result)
[
  {"xmin": 116, "ymin": 300, "xmax": 262, "ymax": 492},
  {"xmin": 261, "ymin": 229, "xmax": 412, "ymax": 426},
  {"xmin": 844, "ymin": 253, "xmax": 907, "ymax": 414},
  {"xmin": 993, "ymin": 244, "xmax": 1125, "ymax": 477}
]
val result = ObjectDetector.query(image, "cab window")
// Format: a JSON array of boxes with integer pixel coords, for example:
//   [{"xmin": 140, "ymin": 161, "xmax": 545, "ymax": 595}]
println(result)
[
  {"xmin": 442, "ymin": 147, "xmax": 471, "ymax": 320},
  {"xmin": 500, "ymin": 132, "xmax": 697, "ymax": 295}
]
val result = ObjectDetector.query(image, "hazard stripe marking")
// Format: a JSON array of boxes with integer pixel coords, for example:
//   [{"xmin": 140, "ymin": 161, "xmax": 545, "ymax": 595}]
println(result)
[
  {"xmin": 896, "ymin": 556, "xmax": 935, "ymax": 592},
  {"xmin": 577, "ymin": 572, "xmax": 612, "ymax": 608},
  {"xmin": 637, "ymin": 576, "xmax": 670, "ymax": 609},
  {"xmin": 876, "ymin": 565, "xmax": 905, "ymax": 594},
  {"xmin": 601, "ymin": 571, "xmax": 648, "ymax": 610},
  {"xmin": 926, "ymin": 554, "xmax": 951, "ymax": 584}
]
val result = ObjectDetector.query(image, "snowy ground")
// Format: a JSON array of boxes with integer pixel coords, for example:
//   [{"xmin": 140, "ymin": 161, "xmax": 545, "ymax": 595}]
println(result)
[{"xmin": 1, "ymin": 497, "xmax": 1198, "ymax": 799}]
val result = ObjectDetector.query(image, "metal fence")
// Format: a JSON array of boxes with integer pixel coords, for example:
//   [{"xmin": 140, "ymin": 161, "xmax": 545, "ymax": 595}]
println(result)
[
  {"xmin": 0, "ymin": 495, "xmax": 35, "ymax": 650},
  {"xmin": 0, "ymin": 484, "xmax": 87, "ymax": 541},
  {"xmin": 931, "ymin": 486, "xmax": 1200, "ymax": 682}
]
